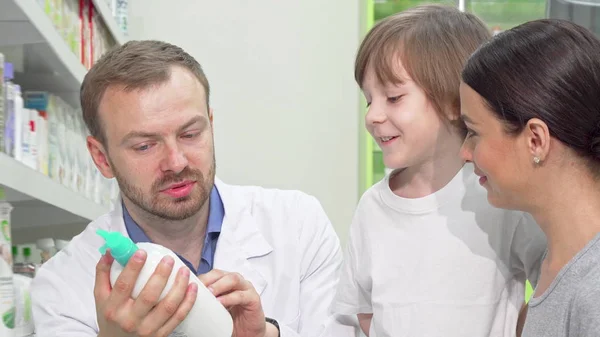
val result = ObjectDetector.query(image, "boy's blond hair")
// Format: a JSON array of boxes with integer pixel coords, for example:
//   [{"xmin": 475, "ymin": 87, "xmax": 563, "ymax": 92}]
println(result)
[{"xmin": 355, "ymin": 4, "xmax": 490, "ymax": 126}]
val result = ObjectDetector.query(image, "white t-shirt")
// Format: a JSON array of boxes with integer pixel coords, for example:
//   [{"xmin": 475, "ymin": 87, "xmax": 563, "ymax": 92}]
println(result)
[{"xmin": 332, "ymin": 164, "xmax": 547, "ymax": 337}]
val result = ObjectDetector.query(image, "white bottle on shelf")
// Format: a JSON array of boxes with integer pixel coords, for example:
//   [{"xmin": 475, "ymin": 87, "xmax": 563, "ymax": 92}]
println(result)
[
  {"xmin": 96, "ymin": 230, "xmax": 233, "ymax": 337},
  {"xmin": 36, "ymin": 238, "xmax": 56, "ymax": 264},
  {"xmin": 61, "ymin": 99, "xmax": 74, "ymax": 189},
  {"xmin": 12, "ymin": 85, "xmax": 23, "ymax": 163},
  {"xmin": 3, "ymin": 63, "xmax": 15, "ymax": 158},
  {"xmin": 20, "ymin": 108, "xmax": 31, "ymax": 168},
  {"xmin": 56, "ymin": 96, "xmax": 68, "ymax": 185},
  {"xmin": 24, "ymin": 108, "xmax": 38, "ymax": 171},
  {"xmin": 12, "ymin": 274, "xmax": 33, "ymax": 337},
  {"xmin": 0, "ymin": 188, "xmax": 15, "ymax": 337},
  {"xmin": 37, "ymin": 109, "xmax": 49, "ymax": 176},
  {"xmin": 70, "ymin": 112, "xmax": 81, "ymax": 193},
  {"xmin": 47, "ymin": 95, "xmax": 61, "ymax": 182},
  {"xmin": 0, "ymin": 54, "xmax": 5, "ymax": 154}
]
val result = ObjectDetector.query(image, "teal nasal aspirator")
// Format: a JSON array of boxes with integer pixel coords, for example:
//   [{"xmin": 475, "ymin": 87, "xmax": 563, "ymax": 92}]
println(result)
[{"xmin": 97, "ymin": 229, "xmax": 140, "ymax": 267}]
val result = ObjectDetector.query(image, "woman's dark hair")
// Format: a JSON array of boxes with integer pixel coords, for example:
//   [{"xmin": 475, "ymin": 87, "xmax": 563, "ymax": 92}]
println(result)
[{"xmin": 462, "ymin": 19, "xmax": 600, "ymax": 170}]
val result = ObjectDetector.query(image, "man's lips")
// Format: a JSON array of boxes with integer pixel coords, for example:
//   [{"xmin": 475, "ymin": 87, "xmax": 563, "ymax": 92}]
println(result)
[{"xmin": 160, "ymin": 181, "xmax": 196, "ymax": 198}]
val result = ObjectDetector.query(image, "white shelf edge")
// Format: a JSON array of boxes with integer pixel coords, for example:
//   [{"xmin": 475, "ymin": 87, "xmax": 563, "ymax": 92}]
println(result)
[
  {"xmin": 15, "ymin": 0, "xmax": 87, "ymax": 84},
  {"xmin": 0, "ymin": 153, "xmax": 108, "ymax": 221},
  {"xmin": 91, "ymin": 0, "xmax": 127, "ymax": 45}
]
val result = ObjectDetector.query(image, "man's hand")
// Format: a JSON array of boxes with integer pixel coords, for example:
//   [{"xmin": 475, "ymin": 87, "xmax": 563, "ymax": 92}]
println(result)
[
  {"xmin": 94, "ymin": 250, "xmax": 198, "ymax": 337},
  {"xmin": 200, "ymin": 269, "xmax": 278, "ymax": 337}
]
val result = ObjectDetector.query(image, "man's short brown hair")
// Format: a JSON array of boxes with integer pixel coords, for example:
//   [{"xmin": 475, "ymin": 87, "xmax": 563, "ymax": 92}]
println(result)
[
  {"xmin": 80, "ymin": 40, "xmax": 210, "ymax": 145},
  {"xmin": 355, "ymin": 4, "xmax": 490, "ymax": 124}
]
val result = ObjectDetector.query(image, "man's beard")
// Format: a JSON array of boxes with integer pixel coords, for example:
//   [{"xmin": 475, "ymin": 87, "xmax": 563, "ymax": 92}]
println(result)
[{"xmin": 110, "ymin": 155, "xmax": 216, "ymax": 221}]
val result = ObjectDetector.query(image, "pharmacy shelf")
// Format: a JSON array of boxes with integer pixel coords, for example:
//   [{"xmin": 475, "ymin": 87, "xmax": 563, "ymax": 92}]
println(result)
[
  {"xmin": 91, "ymin": 0, "xmax": 127, "ymax": 45},
  {"xmin": 0, "ymin": 0, "xmax": 86, "ymax": 108},
  {"xmin": 0, "ymin": 153, "xmax": 108, "ymax": 228}
]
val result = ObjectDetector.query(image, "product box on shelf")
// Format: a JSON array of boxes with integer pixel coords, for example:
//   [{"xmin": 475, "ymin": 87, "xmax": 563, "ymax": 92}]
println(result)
[
  {"xmin": 63, "ymin": 0, "xmax": 81, "ymax": 58},
  {"xmin": 0, "ymin": 54, "xmax": 5, "ymax": 155},
  {"xmin": 114, "ymin": 0, "xmax": 128, "ymax": 36},
  {"xmin": 81, "ymin": 0, "xmax": 91, "ymax": 69},
  {"xmin": 37, "ymin": 0, "xmax": 117, "ymax": 70}
]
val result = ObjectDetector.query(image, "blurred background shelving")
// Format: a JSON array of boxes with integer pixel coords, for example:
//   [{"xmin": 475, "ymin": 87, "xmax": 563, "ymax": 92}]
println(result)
[{"xmin": 0, "ymin": 0, "xmax": 128, "ymax": 247}]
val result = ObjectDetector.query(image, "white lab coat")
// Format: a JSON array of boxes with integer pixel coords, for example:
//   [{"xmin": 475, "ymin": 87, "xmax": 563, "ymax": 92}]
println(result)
[{"xmin": 31, "ymin": 178, "xmax": 356, "ymax": 337}]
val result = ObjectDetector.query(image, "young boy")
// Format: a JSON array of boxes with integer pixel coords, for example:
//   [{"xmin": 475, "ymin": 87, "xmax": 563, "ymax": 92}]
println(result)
[{"xmin": 332, "ymin": 5, "xmax": 547, "ymax": 337}]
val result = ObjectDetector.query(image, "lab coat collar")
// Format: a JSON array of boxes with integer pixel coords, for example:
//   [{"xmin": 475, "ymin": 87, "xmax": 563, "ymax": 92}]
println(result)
[
  {"xmin": 105, "ymin": 177, "xmax": 273, "ymax": 294},
  {"xmin": 213, "ymin": 177, "xmax": 273, "ymax": 295}
]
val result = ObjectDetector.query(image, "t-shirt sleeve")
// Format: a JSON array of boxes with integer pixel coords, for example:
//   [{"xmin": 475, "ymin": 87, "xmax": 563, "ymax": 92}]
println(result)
[
  {"xmin": 510, "ymin": 213, "xmax": 547, "ymax": 287},
  {"xmin": 569, "ymin": 273, "xmax": 600, "ymax": 337},
  {"xmin": 331, "ymin": 209, "xmax": 372, "ymax": 315}
]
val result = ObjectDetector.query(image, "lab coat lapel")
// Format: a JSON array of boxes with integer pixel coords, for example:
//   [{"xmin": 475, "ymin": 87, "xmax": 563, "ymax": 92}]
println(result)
[{"xmin": 213, "ymin": 178, "xmax": 273, "ymax": 295}]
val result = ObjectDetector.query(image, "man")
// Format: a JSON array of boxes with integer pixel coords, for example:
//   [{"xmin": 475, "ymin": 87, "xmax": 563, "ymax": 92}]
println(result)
[{"xmin": 31, "ymin": 40, "xmax": 349, "ymax": 337}]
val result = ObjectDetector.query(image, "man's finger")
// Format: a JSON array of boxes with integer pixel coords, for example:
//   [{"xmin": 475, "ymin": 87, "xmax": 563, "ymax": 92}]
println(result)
[
  {"xmin": 94, "ymin": 250, "xmax": 115, "ymax": 302},
  {"xmin": 109, "ymin": 249, "xmax": 147, "ymax": 305},
  {"xmin": 217, "ymin": 289, "xmax": 260, "ymax": 309},
  {"xmin": 131, "ymin": 255, "xmax": 175, "ymax": 319},
  {"xmin": 197, "ymin": 268, "xmax": 226, "ymax": 288},
  {"xmin": 154, "ymin": 283, "xmax": 198, "ymax": 337},
  {"xmin": 206, "ymin": 272, "xmax": 249, "ymax": 297},
  {"xmin": 140, "ymin": 266, "xmax": 191, "ymax": 334}
]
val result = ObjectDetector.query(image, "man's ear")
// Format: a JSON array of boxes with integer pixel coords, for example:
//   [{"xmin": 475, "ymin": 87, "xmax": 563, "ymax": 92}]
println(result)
[{"xmin": 87, "ymin": 136, "xmax": 114, "ymax": 178}]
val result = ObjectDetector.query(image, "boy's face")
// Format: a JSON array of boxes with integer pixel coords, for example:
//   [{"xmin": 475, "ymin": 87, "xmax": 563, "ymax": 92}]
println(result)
[{"xmin": 362, "ymin": 63, "xmax": 449, "ymax": 171}]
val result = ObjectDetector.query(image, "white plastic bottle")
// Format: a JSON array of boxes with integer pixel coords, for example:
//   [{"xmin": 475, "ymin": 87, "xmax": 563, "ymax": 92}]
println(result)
[
  {"xmin": 12, "ymin": 85, "xmax": 23, "ymax": 162},
  {"xmin": 0, "ymin": 188, "xmax": 15, "ymax": 337},
  {"xmin": 23, "ymin": 108, "xmax": 37, "ymax": 171},
  {"xmin": 36, "ymin": 238, "xmax": 56, "ymax": 264},
  {"xmin": 0, "ymin": 55, "xmax": 5, "ymax": 154},
  {"xmin": 96, "ymin": 229, "xmax": 233, "ymax": 337},
  {"xmin": 3, "ymin": 79, "xmax": 15, "ymax": 158},
  {"xmin": 12, "ymin": 274, "xmax": 33, "ymax": 337}
]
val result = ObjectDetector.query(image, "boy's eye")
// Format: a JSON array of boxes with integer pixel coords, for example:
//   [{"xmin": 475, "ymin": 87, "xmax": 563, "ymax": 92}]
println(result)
[
  {"xmin": 366, "ymin": 102, "xmax": 371, "ymax": 108},
  {"xmin": 466, "ymin": 129, "xmax": 477, "ymax": 138},
  {"xmin": 388, "ymin": 95, "xmax": 403, "ymax": 103}
]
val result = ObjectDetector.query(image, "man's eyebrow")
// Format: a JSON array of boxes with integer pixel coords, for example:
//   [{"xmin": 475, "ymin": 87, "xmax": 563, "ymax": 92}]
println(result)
[
  {"xmin": 120, "ymin": 131, "xmax": 159, "ymax": 146},
  {"xmin": 177, "ymin": 116, "xmax": 206, "ymax": 133},
  {"xmin": 120, "ymin": 116, "xmax": 207, "ymax": 146}
]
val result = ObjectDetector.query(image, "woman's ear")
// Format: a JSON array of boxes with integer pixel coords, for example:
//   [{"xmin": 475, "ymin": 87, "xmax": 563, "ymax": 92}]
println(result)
[{"xmin": 524, "ymin": 118, "xmax": 551, "ymax": 164}]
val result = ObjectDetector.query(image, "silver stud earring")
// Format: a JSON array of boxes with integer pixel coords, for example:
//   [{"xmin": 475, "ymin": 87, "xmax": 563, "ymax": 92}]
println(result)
[{"xmin": 533, "ymin": 156, "xmax": 541, "ymax": 164}]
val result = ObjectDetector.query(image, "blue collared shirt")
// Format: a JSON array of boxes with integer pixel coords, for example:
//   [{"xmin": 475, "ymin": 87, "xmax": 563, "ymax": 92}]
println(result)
[{"xmin": 123, "ymin": 186, "xmax": 225, "ymax": 275}]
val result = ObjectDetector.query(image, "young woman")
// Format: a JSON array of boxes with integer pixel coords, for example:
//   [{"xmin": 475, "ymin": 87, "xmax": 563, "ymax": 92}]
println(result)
[{"xmin": 460, "ymin": 18, "xmax": 600, "ymax": 337}]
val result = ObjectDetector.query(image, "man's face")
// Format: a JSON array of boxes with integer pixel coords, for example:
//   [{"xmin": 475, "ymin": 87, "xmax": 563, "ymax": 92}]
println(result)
[{"xmin": 88, "ymin": 66, "xmax": 215, "ymax": 220}]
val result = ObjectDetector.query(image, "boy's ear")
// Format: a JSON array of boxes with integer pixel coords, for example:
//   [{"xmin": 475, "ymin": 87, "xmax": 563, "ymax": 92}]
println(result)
[{"xmin": 444, "ymin": 103, "xmax": 461, "ymax": 123}]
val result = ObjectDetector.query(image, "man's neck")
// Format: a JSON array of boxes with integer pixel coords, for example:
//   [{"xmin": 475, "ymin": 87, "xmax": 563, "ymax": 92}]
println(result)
[{"xmin": 123, "ymin": 199, "xmax": 209, "ymax": 269}]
